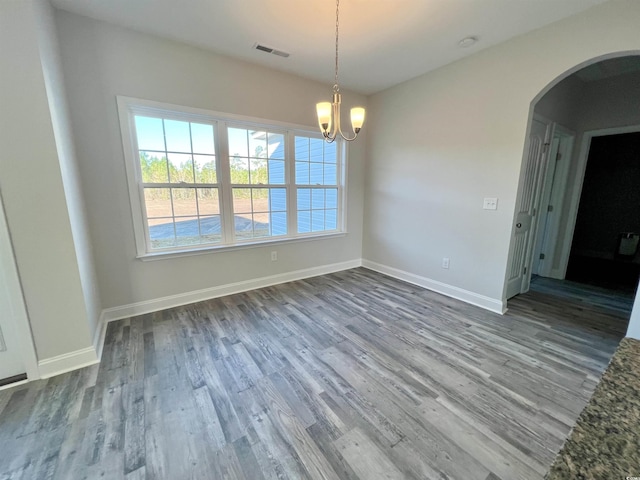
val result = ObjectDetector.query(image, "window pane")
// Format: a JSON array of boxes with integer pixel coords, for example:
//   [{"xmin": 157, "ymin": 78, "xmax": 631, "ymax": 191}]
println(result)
[
  {"xmin": 324, "ymin": 163, "xmax": 337, "ymax": 185},
  {"xmin": 140, "ymin": 152, "xmax": 168, "ymax": 183},
  {"xmin": 295, "ymin": 162, "xmax": 309, "ymax": 184},
  {"xmin": 172, "ymin": 188, "xmax": 197, "ymax": 216},
  {"xmin": 253, "ymin": 212, "xmax": 270, "ymax": 237},
  {"xmin": 135, "ymin": 116, "xmax": 165, "ymax": 151},
  {"xmin": 268, "ymin": 160, "xmax": 285, "ymax": 184},
  {"xmin": 232, "ymin": 188, "xmax": 251, "ymax": 213},
  {"xmin": 311, "ymin": 210, "xmax": 325, "ymax": 232},
  {"xmin": 230, "ymin": 157, "xmax": 249, "ymax": 184},
  {"xmin": 250, "ymin": 158, "xmax": 268, "ymax": 184},
  {"xmin": 252, "ymin": 188, "xmax": 269, "ymax": 212},
  {"xmin": 270, "ymin": 212, "xmax": 287, "ymax": 236},
  {"xmin": 268, "ymin": 133, "xmax": 285, "ymax": 159},
  {"xmin": 249, "ymin": 131, "xmax": 267, "ymax": 159},
  {"xmin": 191, "ymin": 123, "xmax": 215, "ymax": 154},
  {"xmin": 324, "ymin": 142, "xmax": 337, "ymax": 163},
  {"xmin": 310, "ymin": 138, "xmax": 324, "ymax": 162},
  {"xmin": 144, "ymin": 188, "xmax": 172, "ymax": 218},
  {"xmin": 168, "ymin": 153, "xmax": 194, "ymax": 183},
  {"xmin": 234, "ymin": 216, "xmax": 254, "ymax": 238},
  {"xmin": 175, "ymin": 216, "xmax": 201, "ymax": 245},
  {"xmin": 326, "ymin": 209, "xmax": 337, "ymax": 230},
  {"xmin": 233, "ymin": 186, "xmax": 255, "ymax": 238},
  {"xmin": 298, "ymin": 211, "xmax": 311, "ymax": 233},
  {"xmin": 194, "ymin": 155, "xmax": 217, "ymax": 183},
  {"xmin": 295, "ymin": 136, "xmax": 309, "ymax": 160},
  {"xmin": 164, "ymin": 119, "xmax": 192, "ymax": 152},
  {"xmin": 326, "ymin": 189, "xmax": 338, "ymax": 209},
  {"xmin": 148, "ymin": 217, "xmax": 176, "ymax": 249},
  {"xmin": 297, "ymin": 188, "xmax": 311, "ymax": 210},
  {"xmin": 197, "ymin": 188, "xmax": 220, "ymax": 215},
  {"xmin": 311, "ymin": 189, "xmax": 325, "ymax": 209},
  {"xmin": 269, "ymin": 188, "xmax": 286, "ymax": 211},
  {"xmin": 310, "ymin": 163, "xmax": 323, "ymax": 185},
  {"xmin": 228, "ymin": 128, "xmax": 249, "ymax": 158},
  {"xmin": 199, "ymin": 216, "xmax": 222, "ymax": 244}
]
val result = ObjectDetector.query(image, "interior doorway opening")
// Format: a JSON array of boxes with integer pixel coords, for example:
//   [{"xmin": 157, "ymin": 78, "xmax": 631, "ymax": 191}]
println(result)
[
  {"xmin": 505, "ymin": 53, "xmax": 640, "ymax": 333},
  {"xmin": 565, "ymin": 131, "xmax": 640, "ymax": 292}
]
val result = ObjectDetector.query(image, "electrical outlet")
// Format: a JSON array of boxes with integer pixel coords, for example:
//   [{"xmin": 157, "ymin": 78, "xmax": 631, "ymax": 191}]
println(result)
[
  {"xmin": 271, "ymin": 251, "xmax": 277, "ymax": 261},
  {"xmin": 442, "ymin": 257, "xmax": 450, "ymax": 269}
]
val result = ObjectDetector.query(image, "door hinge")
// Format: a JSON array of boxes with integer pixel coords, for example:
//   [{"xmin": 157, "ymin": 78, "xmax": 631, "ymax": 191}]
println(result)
[
  {"xmin": 524, "ymin": 266, "xmax": 527, "ymax": 274},
  {"xmin": 543, "ymin": 142, "xmax": 550, "ymax": 154},
  {"xmin": 547, "ymin": 205, "xmax": 553, "ymax": 212},
  {"xmin": 539, "ymin": 253, "xmax": 545, "ymax": 260},
  {"xmin": 556, "ymin": 152, "xmax": 562, "ymax": 161},
  {"xmin": 533, "ymin": 208, "xmax": 536, "ymax": 216}
]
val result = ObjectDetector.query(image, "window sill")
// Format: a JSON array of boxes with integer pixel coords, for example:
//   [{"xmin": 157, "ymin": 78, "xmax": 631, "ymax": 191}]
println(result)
[{"xmin": 136, "ymin": 231, "xmax": 347, "ymax": 261}]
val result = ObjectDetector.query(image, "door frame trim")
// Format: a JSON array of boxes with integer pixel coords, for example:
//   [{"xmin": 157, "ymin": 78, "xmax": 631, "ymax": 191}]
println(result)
[
  {"xmin": 0, "ymin": 193, "xmax": 39, "ymax": 382},
  {"xmin": 556, "ymin": 124, "xmax": 640, "ymax": 279}
]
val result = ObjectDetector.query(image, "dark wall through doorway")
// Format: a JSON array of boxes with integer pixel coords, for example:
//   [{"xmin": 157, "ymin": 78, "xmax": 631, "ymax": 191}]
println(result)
[{"xmin": 566, "ymin": 132, "xmax": 640, "ymax": 291}]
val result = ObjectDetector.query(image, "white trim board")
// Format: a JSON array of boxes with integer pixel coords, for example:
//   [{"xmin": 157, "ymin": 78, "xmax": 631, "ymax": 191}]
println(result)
[
  {"xmin": 362, "ymin": 259, "xmax": 507, "ymax": 314},
  {"xmin": 100, "ymin": 259, "xmax": 363, "ymax": 324},
  {"xmin": 38, "ymin": 347, "xmax": 99, "ymax": 379}
]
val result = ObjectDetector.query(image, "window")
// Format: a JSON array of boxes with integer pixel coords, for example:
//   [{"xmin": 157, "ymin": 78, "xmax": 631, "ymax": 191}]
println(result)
[
  {"xmin": 118, "ymin": 97, "xmax": 345, "ymax": 256},
  {"xmin": 294, "ymin": 137, "xmax": 339, "ymax": 233},
  {"xmin": 135, "ymin": 116, "xmax": 220, "ymax": 250},
  {"xmin": 228, "ymin": 127, "xmax": 287, "ymax": 240}
]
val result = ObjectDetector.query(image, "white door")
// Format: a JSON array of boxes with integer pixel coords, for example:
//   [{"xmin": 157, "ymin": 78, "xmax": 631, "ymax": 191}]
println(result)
[
  {"xmin": 506, "ymin": 117, "xmax": 550, "ymax": 299},
  {"xmin": 532, "ymin": 135, "xmax": 561, "ymax": 276},
  {"xmin": 0, "ymin": 200, "xmax": 27, "ymax": 382}
]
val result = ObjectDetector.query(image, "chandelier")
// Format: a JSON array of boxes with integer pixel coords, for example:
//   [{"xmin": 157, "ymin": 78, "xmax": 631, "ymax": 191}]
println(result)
[{"xmin": 316, "ymin": 0, "xmax": 365, "ymax": 142}]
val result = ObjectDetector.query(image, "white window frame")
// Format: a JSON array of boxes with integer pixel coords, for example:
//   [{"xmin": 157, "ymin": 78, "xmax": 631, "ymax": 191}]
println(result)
[{"xmin": 117, "ymin": 96, "xmax": 347, "ymax": 259}]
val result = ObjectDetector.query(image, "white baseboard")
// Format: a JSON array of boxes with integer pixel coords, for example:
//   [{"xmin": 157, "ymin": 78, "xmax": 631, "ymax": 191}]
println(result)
[
  {"xmin": 100, "ymin": 259, "xmax": 363, "ymax": 324},
  {"xmin": 361, "ymin": 259, "xmax": 506, "ymax": 314},
  {"xmin": 93, "ymin": 311, "xmax": 109, "ymax": 362},
  {"xmin": 38, "ymin": 346, "xmax": 99, "ymax": 379}
]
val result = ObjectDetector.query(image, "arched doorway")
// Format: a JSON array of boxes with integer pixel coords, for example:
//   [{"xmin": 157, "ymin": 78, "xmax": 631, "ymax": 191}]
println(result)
[{"xmin": 505, "ymin": 52, "xmax": 640, "ymax": 335}]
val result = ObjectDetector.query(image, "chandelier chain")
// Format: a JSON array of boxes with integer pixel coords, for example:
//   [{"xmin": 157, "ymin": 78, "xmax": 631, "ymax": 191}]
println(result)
[{"xmin": 334, "ymin": 0, "xmax": 340, "ymax": 92}]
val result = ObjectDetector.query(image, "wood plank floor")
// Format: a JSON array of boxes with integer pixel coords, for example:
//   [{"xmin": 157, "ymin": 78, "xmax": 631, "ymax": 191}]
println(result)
[
  {"xmin": 530, "ymin": 274, "xmax": 635, "ymax": 319},
  {"xmin": 0, "ymin": 268, "xmax": 626, "ymax": 479}
]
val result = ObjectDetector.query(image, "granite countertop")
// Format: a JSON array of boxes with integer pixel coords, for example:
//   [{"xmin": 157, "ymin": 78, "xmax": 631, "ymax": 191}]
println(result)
[{"xmin": 546, "ymin": 337, "xmax": 640, "ymax": 480}]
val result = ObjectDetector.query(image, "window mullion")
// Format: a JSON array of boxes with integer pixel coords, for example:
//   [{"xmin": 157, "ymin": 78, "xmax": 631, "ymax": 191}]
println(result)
[
  {"xmin": 188, "ymin": 123, "xmax": 203, "ymax": 239},
  {"xmin": 287, "ymin": 131, "xmax": 297, "ymax": 236},
  {"xmin": 217, "ymin": 123, "xmax": 235, "ymax": 245}
]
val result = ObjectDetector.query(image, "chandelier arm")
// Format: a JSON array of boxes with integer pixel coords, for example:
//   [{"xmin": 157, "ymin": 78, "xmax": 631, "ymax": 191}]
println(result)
[{"xmin": 337, "ymin": 125, "xmax": 358, "ymax": 142}]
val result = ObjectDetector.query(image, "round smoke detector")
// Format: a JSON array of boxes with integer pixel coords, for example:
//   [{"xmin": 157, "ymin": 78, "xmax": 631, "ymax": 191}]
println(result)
[{"xmin": 458, "ymin": 36, "xmax": 479, "ymax": 48}]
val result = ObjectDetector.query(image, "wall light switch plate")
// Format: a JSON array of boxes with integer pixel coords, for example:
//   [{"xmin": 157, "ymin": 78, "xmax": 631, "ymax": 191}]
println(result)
[{"xmin": 483, "ymin": 197, "xmax": 498, "ymax": 210}]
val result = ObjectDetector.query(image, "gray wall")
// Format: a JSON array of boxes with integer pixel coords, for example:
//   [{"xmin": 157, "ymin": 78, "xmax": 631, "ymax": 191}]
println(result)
[
  {"xmin": 0, "ymin": 0, "xmax": 96, "ymax": 360},
  {"xmin": 362, "ymin": 0, "xmax": 640, "ymax": 312},
  {"xmin": 54, "ymin": 11, "xmax": 367, "ymax": 311}
]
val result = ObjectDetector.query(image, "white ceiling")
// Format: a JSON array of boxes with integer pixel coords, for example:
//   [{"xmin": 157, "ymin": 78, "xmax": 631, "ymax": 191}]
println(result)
[{"xmin": 51, "ymin": 0, "xmax": 609, "ymax": 95}]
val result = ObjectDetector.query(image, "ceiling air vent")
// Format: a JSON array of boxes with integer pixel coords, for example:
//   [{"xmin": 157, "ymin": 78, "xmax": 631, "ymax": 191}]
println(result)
[{"xmin": 253, "ymin": 43, "xmax": 290, "ymax": 58}]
